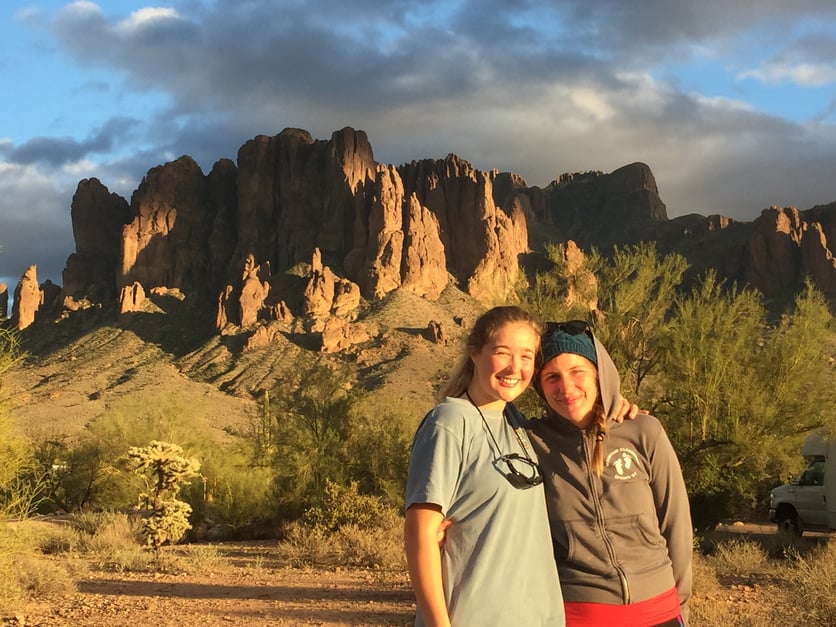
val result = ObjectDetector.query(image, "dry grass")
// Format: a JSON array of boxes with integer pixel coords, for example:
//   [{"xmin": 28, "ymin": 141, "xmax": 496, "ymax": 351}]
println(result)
[
  {"xmin": 277, "ymin": 516, "xmax": 406, "ymax": 572},
  {"xmin": 690, "ymin": 530, "xmax": 836, "ymax": 626},
  {"xmin": 0, "ymin": 521, "xmax": 82, "ymax": 616},
  {"xmin": 4, "ymin": 514, "xmax": 836, "ymax": 625}
]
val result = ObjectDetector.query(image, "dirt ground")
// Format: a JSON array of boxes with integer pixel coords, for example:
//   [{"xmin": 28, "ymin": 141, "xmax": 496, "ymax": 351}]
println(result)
[
  {"xmin": 4, "ymin": 542, "xmax": 416, "ymax": 627},
  {"xmin": 5, "ymin": 522, "xmax": 829, "ymax": 627}
]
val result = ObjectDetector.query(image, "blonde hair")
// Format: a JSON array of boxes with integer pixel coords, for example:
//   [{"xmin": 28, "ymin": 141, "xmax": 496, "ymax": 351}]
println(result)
[{"xmin": 437, "ymin": 306, "xmax": 543, "ymax": 402}]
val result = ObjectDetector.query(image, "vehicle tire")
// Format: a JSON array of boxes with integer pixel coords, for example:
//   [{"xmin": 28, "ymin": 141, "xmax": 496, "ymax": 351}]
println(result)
[{"xmin": 776, "ymin": 508, "xmax": 802, "ymax": 536}]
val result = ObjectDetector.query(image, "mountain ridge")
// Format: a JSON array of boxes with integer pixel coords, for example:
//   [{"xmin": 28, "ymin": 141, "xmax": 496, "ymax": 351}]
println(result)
[{"xmin": 2, "ymin": 126, "xmax": 835, "ymax": 438}]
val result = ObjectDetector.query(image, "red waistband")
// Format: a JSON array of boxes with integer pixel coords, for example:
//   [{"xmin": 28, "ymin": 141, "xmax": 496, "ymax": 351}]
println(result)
[{"xmin": 564, "ymin": 586, "xmax": 682, "ymax": 627}]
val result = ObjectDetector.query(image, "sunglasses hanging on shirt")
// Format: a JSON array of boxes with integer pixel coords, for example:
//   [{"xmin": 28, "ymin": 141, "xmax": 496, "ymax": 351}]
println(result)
[{"xmin": 465, "ymin": 392, "xmax": 543, "ymax": 489}]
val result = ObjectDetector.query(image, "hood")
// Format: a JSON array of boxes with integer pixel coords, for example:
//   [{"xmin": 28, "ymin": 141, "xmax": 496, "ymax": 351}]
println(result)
[{"xmin": 590, "ymin": 330, "xmax": 623, "ymax": 424}]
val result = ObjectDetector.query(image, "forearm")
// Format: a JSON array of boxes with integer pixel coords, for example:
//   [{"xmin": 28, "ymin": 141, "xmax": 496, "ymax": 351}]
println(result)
[{"xmin": 404, "ymin": 506, "xmax": 451, "ymax": 627}]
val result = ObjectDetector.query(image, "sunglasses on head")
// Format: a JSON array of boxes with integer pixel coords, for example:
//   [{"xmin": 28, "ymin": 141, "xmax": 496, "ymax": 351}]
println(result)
[{"xmin": 544, "ymin": 320, "xmax": 590, "ymax": 337}]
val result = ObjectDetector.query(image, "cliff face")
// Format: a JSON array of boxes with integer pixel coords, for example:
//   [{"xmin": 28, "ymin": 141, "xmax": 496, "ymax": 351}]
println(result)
[
  {"xmin": 9, "ymin": 126, "xmax": 836, "ymax": 334},
  {"xmin": 41, "ymin": 127, "xmax": 529, "ymax": 337}
]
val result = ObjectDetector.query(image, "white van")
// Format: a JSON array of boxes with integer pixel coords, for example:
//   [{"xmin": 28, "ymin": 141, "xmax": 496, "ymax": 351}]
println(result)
[{"xmin": 768, "ymin": 433, "xmax": 836, "ymax": 535}]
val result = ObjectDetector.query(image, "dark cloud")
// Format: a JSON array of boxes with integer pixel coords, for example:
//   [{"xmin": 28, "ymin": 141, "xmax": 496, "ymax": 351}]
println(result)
[
  {"xmin": 3, "ymin": 0, "xmax": 835, "ymax": 295},
  {"xmin": 0, "ymin": 169, "xmax": 75, "ymax": 285},
  {"xmin": 8, "ymin": 117, "xmax": 139, "ymax": 167}
]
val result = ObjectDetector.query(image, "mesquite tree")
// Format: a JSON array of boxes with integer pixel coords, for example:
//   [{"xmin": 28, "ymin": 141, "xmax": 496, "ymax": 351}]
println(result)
[{"xmin": 127, "ymin": 441, "xmax": 200, "ymax": 552}]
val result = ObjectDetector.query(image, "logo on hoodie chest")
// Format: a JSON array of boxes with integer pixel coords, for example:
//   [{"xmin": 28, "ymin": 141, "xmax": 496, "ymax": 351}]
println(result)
[{"xmin": 605, "ymin": 447, "xmax": 640, "ymax": 480}]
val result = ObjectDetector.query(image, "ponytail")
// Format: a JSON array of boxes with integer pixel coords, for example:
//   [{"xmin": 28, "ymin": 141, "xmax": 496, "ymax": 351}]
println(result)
[{"xmin": 589, "ymin": 400, "xmax": 608, "ymax": 477}]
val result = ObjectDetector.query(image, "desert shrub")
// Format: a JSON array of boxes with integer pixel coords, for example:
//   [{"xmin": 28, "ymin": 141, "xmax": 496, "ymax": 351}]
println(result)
[
  {"xmin": 71, "ymin": 509, "xmax": 128, "ymax": 537},
  {"xmin": 689, "ymin": 551, "xmax": 720, "ymax": 598},
  {"xmin": 279, "ymin": 481, "xmax": 405, "ymax": 569},
  {"xmin": 709, "ymin": 538, "xmax": 770, "ymax": 577},
  {"xmin": 786, "ymin": 540, "xmax": 836, "ymax": 624},
  {"xmin": 33, "ymin": 394, "xmax": 217, "ymax": 514},
  {"xmin": 259, "ymin": 358, "xmax": 419, "ymax": 519},
  {"xmin": 277, "ymin": 516, "xmax": 405, "ymax": 570},
  {"xmin": 70, "ymin": 510, "xmax": 157, "ymax": 572},
  {"xmin": 277, "ymin": 520, "xmax": 333, "ymax": 566},
  {"xmin": 187, "ymin": 445, "xmax": 276, "ymax": 535},
  {"xmin": 333, "ymin": 520, "xmax": 406, "ymax": 569},
  {"xmin": 33, "ymin": 436, "xmax": 133, "ymax": 514},
  {"xmin": 35, "ymin": 522, "xmax": 79, "ymax": 555},
  {"xmin": 0, "ymin": 412, "xmax": 44, "ymax": 518},
  {"xmin": 0, "ymin": 521, "xmax": 81, "ymax": 616},
  {"xmin": 258, "ymin": 359, "xmax": 363, "ymax": 518},
  {"xmin": 171, "ymin": 543, "xmax": 224, "ymax": 574},
  {"xmin": 662, "ymin": 277, "xmax": 834, "ymax": 529},
  {"xmin": 347, "ymin": 399, "xmax": 414, "ymax": 506},
  {"xmin": 302, "ymin": 479, "xmax": 396, "ymax": 532}
]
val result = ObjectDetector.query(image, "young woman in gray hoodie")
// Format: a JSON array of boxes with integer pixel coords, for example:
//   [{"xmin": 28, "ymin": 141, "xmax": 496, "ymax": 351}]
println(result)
[{"xmin": 527, "ymin": 321, "xmax": 692, "ymax": 627}]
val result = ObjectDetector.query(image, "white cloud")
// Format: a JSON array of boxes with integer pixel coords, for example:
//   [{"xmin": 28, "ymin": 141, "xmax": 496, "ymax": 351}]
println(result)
[
  {"xmin": 63, "ymin": 1, "xmax": 104, "ymax": 19},
  {"xmin": 741, "ymin": 62, "xmax": 836, "ymax": 87},
  {"xmin": 115, "ymin": 7, "xmax": 182, "ymax": 35},
  {"xmin": 694, "ymin": 94, "xmax": 756, "ymax": 112}
]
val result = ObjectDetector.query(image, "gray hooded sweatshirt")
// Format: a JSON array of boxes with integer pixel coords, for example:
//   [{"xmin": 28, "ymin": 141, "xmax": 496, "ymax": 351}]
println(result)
[{"xmin": 525, "ymin": 331, "xmax": 693, "ymax": 621}]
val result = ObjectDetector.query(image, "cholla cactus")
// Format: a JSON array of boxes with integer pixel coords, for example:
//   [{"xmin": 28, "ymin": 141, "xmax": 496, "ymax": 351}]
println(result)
[{"xmin": 127, "ymin": 441, "xmax": 200, "ymax": 552}]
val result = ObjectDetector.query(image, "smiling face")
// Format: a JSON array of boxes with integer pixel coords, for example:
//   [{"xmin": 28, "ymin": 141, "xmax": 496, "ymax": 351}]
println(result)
[
  {"xmin": 466, "ymin": 321, "xmax": 539, "ymax": 411},
  {"xmin": 539, "ymin": 352, "xmax": 599, "ymax": 428}
]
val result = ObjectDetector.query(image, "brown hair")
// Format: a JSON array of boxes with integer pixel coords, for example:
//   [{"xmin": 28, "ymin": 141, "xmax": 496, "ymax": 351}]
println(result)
[
  {"xmin": 587, "ymin": 398, "xmax": 608, "ymax": 476},
  {"xmin": 437, "ymin": 306, "xmax": 543, "ymax": 402}
]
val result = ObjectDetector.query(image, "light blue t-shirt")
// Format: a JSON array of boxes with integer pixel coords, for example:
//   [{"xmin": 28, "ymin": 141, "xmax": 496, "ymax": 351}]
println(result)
[{"xmin": 406, "ymin": 396, "xmax": 565, "ymax": 626}]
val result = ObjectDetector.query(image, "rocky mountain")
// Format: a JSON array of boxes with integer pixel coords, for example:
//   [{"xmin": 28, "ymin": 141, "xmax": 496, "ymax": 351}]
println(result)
[
  {"xmin": 6, "ymin": 126, "xmax": 836, "ymax": 345},
  {"xmin": 3, "ymin": 126, "xmax": 835, "ymax": 445}
]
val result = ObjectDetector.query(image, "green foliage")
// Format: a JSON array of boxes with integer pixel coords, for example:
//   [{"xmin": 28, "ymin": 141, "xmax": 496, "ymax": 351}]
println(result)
[
  {"xmin": 188, "ymin": 446, "xmax": 276, "ymax": 533},
  {"xmin": 33, "ymin": 394, "xmax": 216, "ymax": 513},
  {"xmin": 127, "ymin": 441, "xmax": 200, "ymax": 551},
  {"xmin": 34, "ymin": 437, "xmax": 125, "ymax": 513},
  {"xmin": 519, "ymin": 242, "xmax": 600, "ymax": 322},
  {"xmin": 0, "ymin": 326, "xmax": 25, "ymax": 379},
  {"xmin": 90, "ymin": 393, "xmax": 216, "ymax": 454},
  {"xmin": 346, "ymin": 397, "xmax": 414, "ymax": 505},
  {"xmin": 517, "ymin": 244, "xmax": 835, "ymax": 530},
  {"xmin": 709, "ymin": 538, "xmax": 770, "ymax": 576},
  {"xmin": 261, "ymin": 358, "xmax": 359, "ymax": 517},
  {"xmin": 660, "ymin": 275, "xmax": 833, "ymax": 528},
  {"xmin": 301, "ymin": 479, "xmax": 398, "ymax": 532},
  {"xmin": 0, "ymin": 414, "xmax": 41, "ymax": 518},
  {"xmin": 0, "ymin": 327, "xmax": 39, "ymax": 518},
  {"xmin": 280, "ymin": 482, "xmax": 405, "ymax": 569},
  {"xmin": 0, "ymin": 521, "xmax": 80, "ymax": 615},
  {"xmin": 786, "ymin": 541, "xmax": 836, "ymax": 624},
  {"xmin": 243, "ymin": 355, "xmax": 418, "ymax": 521},
  {"xmin": 593, "ymin": 242, "xmax": 688, "ymax": 395}
]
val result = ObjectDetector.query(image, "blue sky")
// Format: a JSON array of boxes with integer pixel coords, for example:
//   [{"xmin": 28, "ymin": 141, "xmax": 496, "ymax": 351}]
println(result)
[{"xmin": 2, "ymin": 0, "xmax": 836, "ymax": 293}]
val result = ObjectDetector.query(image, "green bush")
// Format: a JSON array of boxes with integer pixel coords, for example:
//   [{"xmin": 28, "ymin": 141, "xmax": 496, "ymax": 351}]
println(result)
[
  {"xmin": 301, "ymin": 479, "xmax": 397, "ymax": 532},
  {"xmin": 186, "ymin": 445, "xmax": 277, "ymax": 535}
]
